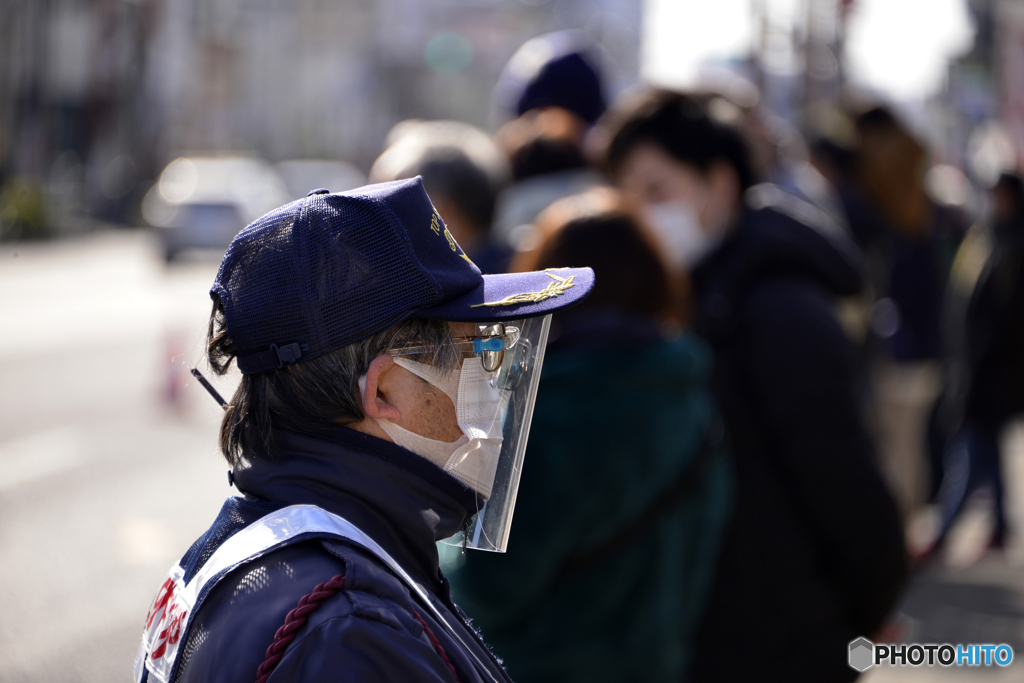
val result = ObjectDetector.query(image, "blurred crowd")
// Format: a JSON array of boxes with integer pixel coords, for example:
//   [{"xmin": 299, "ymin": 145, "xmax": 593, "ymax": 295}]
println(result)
[
  {"xmin": 350, "ymin": 31, "xmax": 1022, "ymax": 682},
  {"xmin": 7, "ymin": 10, "xmax": 1024, "ymax": 681}
]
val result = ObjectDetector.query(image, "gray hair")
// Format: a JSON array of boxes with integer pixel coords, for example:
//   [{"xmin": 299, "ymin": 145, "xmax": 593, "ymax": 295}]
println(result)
[{"xmin": 207, "ymin": 297, "xmax": 457, "ymax": 466}]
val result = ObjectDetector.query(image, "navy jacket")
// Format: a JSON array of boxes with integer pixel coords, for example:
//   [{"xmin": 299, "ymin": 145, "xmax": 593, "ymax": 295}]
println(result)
[
  {"xmin": 689, "ymin": 186, "xmax": 908, "ymax": 682},
  {"xmin": 172, "ymin": 427, "xmax": 513, "ymax": 683}
]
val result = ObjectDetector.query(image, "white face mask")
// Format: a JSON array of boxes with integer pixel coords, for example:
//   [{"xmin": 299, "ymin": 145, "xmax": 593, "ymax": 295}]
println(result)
[
  {"xmin": 360, "ymin": 356, "xmax": 507, "ymax": 499},
  {"xmin": 646, "ymin": 200, "xmax": 723, "ymax": 269}
]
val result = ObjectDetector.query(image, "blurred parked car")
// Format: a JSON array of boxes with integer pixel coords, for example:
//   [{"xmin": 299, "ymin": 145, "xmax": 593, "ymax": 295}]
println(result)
[
  {"xmin": 275, "ymin": 159, "xmax": 366, "ymax": 200},
  {"xmin": 142, "ymin": 155, "xmax": 289, "ymax": 261}
]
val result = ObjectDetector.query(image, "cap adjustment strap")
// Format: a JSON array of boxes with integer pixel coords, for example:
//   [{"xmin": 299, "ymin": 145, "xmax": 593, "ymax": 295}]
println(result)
[{"xmin": 237, "ymin": 342, "xmax": 309, "ymax": 375}]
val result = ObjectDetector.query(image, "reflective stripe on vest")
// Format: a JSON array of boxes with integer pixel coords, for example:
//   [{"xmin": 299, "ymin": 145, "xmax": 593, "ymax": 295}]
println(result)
[{"xmin": 134, "ymin": 504, "xmax": 499, "ymax": 683}]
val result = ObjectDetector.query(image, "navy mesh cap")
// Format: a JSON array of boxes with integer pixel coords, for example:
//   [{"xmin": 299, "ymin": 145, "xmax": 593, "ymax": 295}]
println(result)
[{"xmin": 212, "ymin": 177, "xmax": 594, "ymax": 375}]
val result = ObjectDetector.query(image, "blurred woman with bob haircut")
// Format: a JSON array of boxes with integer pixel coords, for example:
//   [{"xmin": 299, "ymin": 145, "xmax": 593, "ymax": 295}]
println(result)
[{"xmin": 442, "ymin": 187, "xmax": 732, "ymax": 683}]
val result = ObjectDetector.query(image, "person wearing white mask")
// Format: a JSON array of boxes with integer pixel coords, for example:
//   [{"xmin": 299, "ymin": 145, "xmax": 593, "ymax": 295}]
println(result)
[
  {"xmin": 621, "ymin": 141, "xmax": 739, "ymax": 270},
  {"xmin": 133, "ymin": 177, "xmax": 594, "ymax": 683},
  {"xmin": 603, "ymin": 90, "xmax": 907, "ymax": 683},
  {"xmin": 605, "ymin": 94, "xmax": 746, "ymax": 272}
]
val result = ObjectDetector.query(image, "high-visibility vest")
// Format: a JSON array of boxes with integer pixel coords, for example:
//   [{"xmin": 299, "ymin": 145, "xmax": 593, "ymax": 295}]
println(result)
[{"xmin": 134, "ymin": 504, "xmax": 499, "ymax": 683}]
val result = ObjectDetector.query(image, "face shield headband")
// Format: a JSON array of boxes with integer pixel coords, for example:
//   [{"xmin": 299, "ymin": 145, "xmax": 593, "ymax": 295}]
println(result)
[{"xmin": 387, "ymin": 314, "xmax": 552, "ymax": 552}]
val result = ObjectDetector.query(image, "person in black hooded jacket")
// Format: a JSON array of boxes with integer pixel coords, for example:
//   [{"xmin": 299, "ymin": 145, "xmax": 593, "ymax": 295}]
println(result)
[{"xmin": 604, "ymin": 90, "xmax": 908, "ymax": 682}]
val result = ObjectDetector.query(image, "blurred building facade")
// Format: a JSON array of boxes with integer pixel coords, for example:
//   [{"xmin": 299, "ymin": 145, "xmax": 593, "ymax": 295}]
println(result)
[
  {"xmin": 939, "ymin": 0, "xmax": 1024, "ymax": 185},
  {"xmin": 0, "ymin": 0, "xmax": 640, "ymax": 236}
]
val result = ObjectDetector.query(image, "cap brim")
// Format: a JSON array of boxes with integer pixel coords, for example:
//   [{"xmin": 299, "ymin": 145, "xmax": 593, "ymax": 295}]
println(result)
[{"xmin": 417, "ymin": 267, "xmax": 594, "ymax": 322}]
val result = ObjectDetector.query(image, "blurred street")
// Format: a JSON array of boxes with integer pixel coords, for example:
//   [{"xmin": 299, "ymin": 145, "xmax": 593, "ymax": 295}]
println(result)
[
  {"xmin": 865, "ymin": 554, "xmax": 1024, "ymax": 682},
  {"xmin": 0, "ymin": 230, "xmax": 231, "ymax": 681},
  {"xmin": 0, "ymin": 229, "xmax": 1021, "ymax": 680}
]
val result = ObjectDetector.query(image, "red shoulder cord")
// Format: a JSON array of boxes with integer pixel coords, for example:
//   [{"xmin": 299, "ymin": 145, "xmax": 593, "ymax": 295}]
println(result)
[
  {"xmin": 253, "ymin": 574, "xmax": 461, "ymax": 683},
  {"xmin": 254, "ymin": 574, "xmax": 347, "ymax": 683},
  {"xmin": 412, "ymin": 609, "xmax": 461, "ymax": 682}
]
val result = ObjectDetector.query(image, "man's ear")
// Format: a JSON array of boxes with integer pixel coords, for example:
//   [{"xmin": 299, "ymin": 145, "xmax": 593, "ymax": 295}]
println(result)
[{"xmin": 361, "ymin": 355, "xmax": 402, "ymax": 422}]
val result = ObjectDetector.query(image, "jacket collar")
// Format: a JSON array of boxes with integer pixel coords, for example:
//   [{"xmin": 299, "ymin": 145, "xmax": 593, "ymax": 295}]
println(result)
[
  {"xmin": 231, "ymin": 425, "xmax": 481, "ymax": 589},
  {"xmin": 691, "ymin": 185, "xmax": 863, "ymax": 344}
]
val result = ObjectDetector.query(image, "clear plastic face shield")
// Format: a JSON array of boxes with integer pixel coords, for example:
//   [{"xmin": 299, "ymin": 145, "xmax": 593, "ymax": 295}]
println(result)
[{"xmin": 388, "ymin": 314, "xmax": 552, "ymax": 552}]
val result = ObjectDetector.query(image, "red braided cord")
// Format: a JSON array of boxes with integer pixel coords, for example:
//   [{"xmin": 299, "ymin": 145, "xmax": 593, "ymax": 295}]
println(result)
[
  {"xmin": 412, "ymin": 610, "xmax": 461, "ymax": 683},
  {"xmin": 254, "ymin": 574, "xmax": 346, "ymax": 683}
]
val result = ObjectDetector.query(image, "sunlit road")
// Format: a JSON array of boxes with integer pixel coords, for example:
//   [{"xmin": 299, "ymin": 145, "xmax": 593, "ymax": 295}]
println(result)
[
  {"xmin": 0, "ymin": 231, "xmax": 232, "ymax": 681},
  {"xmin": 3, "ymin": 230, "xmax": 1024, "ymax": 681}
]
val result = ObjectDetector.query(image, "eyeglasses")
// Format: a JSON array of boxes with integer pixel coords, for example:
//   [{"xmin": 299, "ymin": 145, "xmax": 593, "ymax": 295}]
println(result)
[{"xmin": 388, "ymin": 323, "xmax": 520, "ymax": 372}]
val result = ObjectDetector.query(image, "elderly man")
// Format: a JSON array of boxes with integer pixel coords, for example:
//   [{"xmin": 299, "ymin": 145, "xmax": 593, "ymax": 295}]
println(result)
[{"xmin": 133, "ymin": 178, "xmax": 593, "ymax": 683}]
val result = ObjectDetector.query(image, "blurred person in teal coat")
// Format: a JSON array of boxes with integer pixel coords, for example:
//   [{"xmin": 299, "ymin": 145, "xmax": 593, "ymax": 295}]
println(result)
[{"xmin": 442, "ymin": 187, "xmax": 732, "ymax": 682}]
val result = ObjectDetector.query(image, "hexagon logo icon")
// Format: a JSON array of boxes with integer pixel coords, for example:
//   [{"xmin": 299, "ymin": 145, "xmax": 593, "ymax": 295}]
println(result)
[{"xmin": 849, "ymin": 637, "xmax": 874, "ymax": 672}]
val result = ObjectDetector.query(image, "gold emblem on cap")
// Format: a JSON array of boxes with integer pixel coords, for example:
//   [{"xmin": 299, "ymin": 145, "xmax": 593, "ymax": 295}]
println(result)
[
  {"xmin": 432, "ymin": 210, "xmax": 467, "ymax": 258},
  {"xmin": 471, "ymin": 270, "xmax": 576, "ymax": 308}
]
